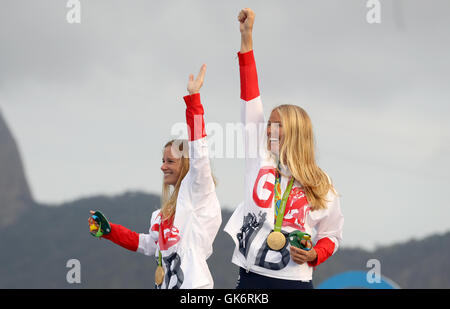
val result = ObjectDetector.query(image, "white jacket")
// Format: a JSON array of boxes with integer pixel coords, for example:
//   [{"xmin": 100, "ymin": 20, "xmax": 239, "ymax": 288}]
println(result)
[
  {"xmin": 104, "ymin": 93, "xmax": 222, "ymax": 289},
  {"xmin": 224, "ymin": 50, "xmax": 344, "ymax": 281}
]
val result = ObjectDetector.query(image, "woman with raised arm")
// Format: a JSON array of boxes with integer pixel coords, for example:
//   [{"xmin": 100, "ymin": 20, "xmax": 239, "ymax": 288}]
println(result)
[
  {"xmin": 224, "ymin": 8, "xmax": 344, "ymax": 289},
  {"xmin": 88, "ymin": 64, "xmax": 222, "ymax": 289}
]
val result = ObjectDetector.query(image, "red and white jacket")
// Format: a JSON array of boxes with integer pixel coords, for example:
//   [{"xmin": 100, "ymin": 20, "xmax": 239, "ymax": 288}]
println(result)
[
  {"xmin": 224, "ymin": 50, "xmax": 344, "ymax": 282},
  {"xmin": 103, "ymin": 93, "xmax": 222, "ymax": 289}
]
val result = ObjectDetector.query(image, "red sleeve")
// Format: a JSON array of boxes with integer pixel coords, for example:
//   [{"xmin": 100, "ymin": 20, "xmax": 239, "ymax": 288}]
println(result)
[
  {"xmin": 184, "ymin": 93, "xmax": 206, "ymax": 141},
  {"xmin": 308, "ymin": 237, "xmax": 336, "ymax": 267},
  {"xmin": 102, "ymin": 223, "xmax": 139, "ymax": 252},
  {"xmin": 238, "ymin": 50, "xmax": 260, "ymax": 101}
]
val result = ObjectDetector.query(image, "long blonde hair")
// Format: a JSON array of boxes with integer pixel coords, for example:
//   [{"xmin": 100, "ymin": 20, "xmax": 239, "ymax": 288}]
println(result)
[
  {"xmin": 161, "ymin": 139, "xmax": 190, "ymax": 222},
  {"xmin": 160, "ymin": 139, "xmax": 217, "ymax": 222},
  {"xmin": 274, "ymin": 104, "xmax": 336, "ymax": 211}
]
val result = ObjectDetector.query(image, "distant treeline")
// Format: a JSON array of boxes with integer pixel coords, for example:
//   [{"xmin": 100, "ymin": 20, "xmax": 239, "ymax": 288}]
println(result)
[{"xmin": 0, "ymin": 191, "xmax": 448, "ymax": 288}]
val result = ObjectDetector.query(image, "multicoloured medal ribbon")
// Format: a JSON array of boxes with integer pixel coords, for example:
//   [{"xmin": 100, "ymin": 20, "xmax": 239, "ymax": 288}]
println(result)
[
  {"xmin": 273, "ymin": 169, "xmax": 282, "ymax": 217},
  {"xmin": 154, "ymin": 223, "xmax": 165, "ymax": 286},
  {"xmin": 267, "ymin": 169, "xmax": 294, "ymax": 251},
  {"xmin": 155, "ymin": 251, "xmax": 164, "ymax": 286}
]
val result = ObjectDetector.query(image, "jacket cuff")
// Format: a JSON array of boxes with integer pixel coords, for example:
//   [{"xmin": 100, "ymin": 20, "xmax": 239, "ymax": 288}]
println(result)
[
  {"xmin": 308, "ymin": 237, "xmax": 336, "ymax": 267},
  {"xmin": 184, "ymin": 93, "xmax": 206, "ymax": 141},
  {"xmin": 102, "ymin": 223, "xmax": 139, "ymax": 252},
  {"xmin": 237, "ymin": 50, "xmax": 260, "ymax": 101},
  {"xmin": 238, "ymin": 50, "xmax": 256, "ymax": 66}
]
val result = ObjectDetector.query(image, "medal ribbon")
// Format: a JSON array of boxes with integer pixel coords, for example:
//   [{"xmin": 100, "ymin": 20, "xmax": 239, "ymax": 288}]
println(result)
[
  {"xmin": 273, "ymin": 170, "xmax": 282, "ymax": 216},
  {"xmin": 158, "ymin": 222, "xmax": 162, "ymax": 267},
  {"xmin": 273, "ymin": 172, "xmax": 294, "ymax": 233},
  {"xmin": 155, "ymin": 222, "xmax": 164, "ymax": 287}
]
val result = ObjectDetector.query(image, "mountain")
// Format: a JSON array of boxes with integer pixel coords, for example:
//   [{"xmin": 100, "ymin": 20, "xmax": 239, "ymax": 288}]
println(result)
[
  {"xmin": 0, "ymin": 191, "xmax": 449, "ymax": 288},
  {"xmin": 1, "ymin": 111, "xmax": 449, "ymax": 288},
  {"xmin": 0, "ymin": 109, "xmax": 34, "ymax": 228}
]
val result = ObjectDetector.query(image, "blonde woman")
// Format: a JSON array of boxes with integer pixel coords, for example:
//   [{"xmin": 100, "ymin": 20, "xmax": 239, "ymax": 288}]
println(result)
[
  {"xmin": 224, "ymin": 8, "xmax": 344, "ymax": 289},
  {"xmin": 88, "ymin": 64, "xmax": 222, "ymax": 289}
]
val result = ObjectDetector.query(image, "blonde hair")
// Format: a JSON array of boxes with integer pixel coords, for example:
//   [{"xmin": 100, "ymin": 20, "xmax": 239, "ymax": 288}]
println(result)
[
  {"xmin": 160, "ymin": 139, "xmax": 217, "ymax": 222},
  {"xmin": 161, "ymin": 139, "xmax": 190, "ymax": 222},
  {"xmin": 274, "ymin": 104, "xmax": 336, "ymax": 211}
]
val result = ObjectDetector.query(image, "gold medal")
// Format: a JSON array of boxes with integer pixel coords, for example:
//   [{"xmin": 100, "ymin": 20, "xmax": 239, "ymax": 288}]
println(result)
[
  {"xmin": 155, "ymin": 265, "xmax": 165, "ymax": 286},
  {"xmin": 267, "ymin": 231, "xmax": 286, "ymax": 251},
  {"xmin": 268, "ymin": 173, "xmax": 294, "ymax": 251},
  {"xmin": 155, "ymin": 223, "xmax": 164, "ymax": 286}
]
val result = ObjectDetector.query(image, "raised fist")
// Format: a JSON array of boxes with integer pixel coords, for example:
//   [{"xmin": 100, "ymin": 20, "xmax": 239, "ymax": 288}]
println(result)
[{"xmin": 238, "ymin": 8, "xmax": 255, "ymax": 34}]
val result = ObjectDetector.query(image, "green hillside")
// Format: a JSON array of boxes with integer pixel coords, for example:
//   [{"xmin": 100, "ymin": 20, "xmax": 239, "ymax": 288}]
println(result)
[{"xmin": 0, "ymin": 191, "xmax": 448, "ymax": 288}]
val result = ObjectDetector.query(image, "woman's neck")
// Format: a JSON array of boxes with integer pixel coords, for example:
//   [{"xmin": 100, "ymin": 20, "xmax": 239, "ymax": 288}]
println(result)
[{"xmin": 277, "ymin": 161, "xmax": 292, "ymax": 178}]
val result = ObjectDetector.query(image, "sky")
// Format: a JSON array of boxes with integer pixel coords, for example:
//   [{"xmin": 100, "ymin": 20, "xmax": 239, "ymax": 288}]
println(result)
[{"xmin": 1, "ymin": 0, "xmax": 449, "ymax": 250}]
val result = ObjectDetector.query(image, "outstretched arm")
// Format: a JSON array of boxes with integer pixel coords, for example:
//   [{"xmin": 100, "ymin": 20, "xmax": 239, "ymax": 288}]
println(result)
[
  {"xmin": 182, "ymin": 64, "xmax": 216, "ymax": 203},
  {"xmin": 178, "ymin": 65, "xmax": 221, "ymax": 259},
  {"xmin": 237, "ymin": 8, "xmax": 265, "ymax": 178},
  {"xmin": 237, "ymin": 8, "xmax": 259, "ymax": 102},
  {"xmin": 184, "ymin": 64, "xmax": 207, "ymax": 141},
  {"xmin": 88, "ymin": 210, "xmax": 157, "ymax": 256}
]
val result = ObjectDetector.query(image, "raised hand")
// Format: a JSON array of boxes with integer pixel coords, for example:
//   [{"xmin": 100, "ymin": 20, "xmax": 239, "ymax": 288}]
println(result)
[
  {"xmin": 238, "ymin": 8, "xmax": 255, "ymax": 34},
  {"xmin": 238, "ymin": 8, "xmax": 254, "ymax": 53},
  {"xmin": 187, "ymin": 64, "xmax": 207, "ymax": 95}
]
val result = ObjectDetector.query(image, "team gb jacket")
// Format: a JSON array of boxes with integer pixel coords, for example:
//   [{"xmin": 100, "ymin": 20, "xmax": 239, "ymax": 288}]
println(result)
[
  {"xmin": 224, "ymin": 50, "xmax": 344, "ymax": 282},
  {"xmin": 103, "ymin": 93, "xmax": 222, "ymax": 289}
]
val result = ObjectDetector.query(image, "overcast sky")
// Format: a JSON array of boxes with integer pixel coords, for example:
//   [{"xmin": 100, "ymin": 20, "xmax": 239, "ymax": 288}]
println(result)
[{"xmin": 1, "ymin": 0, "xmax": 449, "ymax": 250}]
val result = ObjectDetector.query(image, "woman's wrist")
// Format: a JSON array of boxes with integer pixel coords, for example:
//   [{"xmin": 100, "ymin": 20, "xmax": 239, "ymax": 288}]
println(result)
[
  {"xmin": 241, "ymin": 29, "xmax": 253, "ymax": 36},
  {"xmin": 309, "ymin": 247, "xmax": 318, "ymax": 262},
  {"xmin": 240, "ymin": 32, "xmax": 253, "ymax": 53}
]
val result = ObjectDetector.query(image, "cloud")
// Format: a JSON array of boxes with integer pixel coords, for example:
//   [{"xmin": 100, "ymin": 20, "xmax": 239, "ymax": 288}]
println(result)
[{"xmin": 0, "ymin": 0, "xmax": 449, "ymax": 249}]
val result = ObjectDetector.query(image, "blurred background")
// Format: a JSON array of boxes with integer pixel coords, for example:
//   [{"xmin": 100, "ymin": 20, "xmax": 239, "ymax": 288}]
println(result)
[{"xmin": 0, "ymin": 0, "xmax": 449, "ymax": 288}]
